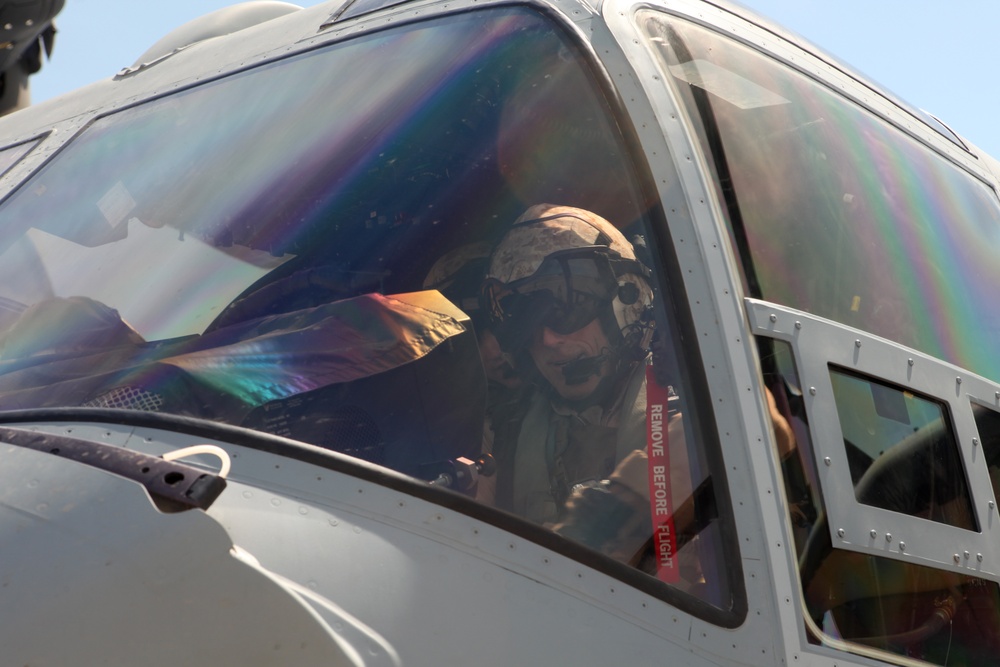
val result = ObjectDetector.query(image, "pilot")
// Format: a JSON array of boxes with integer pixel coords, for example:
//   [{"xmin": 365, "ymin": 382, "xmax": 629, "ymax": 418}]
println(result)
[
  {"xmin": 481, "ymin": 204, "xmax": 666, "ymax": 562},
  {"xmin": 483, "ymin": 204, "xmax": 796, "ymax": 578}
]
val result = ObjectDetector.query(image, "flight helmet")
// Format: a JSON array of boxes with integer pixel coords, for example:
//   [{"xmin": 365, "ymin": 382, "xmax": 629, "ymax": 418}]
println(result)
[{"xmin": 482, "ymin": 204, "xmax": 653, "ymax": 365}]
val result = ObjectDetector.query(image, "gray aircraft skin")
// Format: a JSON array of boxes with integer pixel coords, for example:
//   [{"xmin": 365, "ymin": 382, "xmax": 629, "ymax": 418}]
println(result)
[{"xmin": 1, "ymin": 1, "xmax": 1000, "ymax": 666}]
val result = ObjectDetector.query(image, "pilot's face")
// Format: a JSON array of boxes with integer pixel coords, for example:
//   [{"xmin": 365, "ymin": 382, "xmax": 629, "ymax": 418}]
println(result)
[{"xmin": 527, "ymin": 317, "xmax": 612, "ymax": 401}]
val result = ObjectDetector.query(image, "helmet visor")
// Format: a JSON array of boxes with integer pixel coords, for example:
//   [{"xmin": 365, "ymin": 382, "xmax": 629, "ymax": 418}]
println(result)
[{"xmin": 483, "ymin": 247, "xmax": 619, "ymax": 351}]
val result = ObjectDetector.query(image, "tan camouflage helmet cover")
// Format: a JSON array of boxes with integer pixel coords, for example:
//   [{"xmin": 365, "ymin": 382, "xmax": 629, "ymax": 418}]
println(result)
[
  {"xmin": 486, "ymin": 204, "xmax": 653, "ymax": 347},
  {"xmin": 486, "ymin": 204, "xmax": 637, "ymax": 283}
]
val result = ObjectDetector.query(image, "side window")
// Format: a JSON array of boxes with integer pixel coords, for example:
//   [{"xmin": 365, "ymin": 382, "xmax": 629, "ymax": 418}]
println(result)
[
  {"xmin": 752, "ymin": 304, "xmax": 1000, "ymax": 666},
  {"xmin": 639, "ymin": 8, "xmax": 1000, "ymax": 653},
  {"xmin": 638, "ymin": 10, "xmax": 1000, "ymax": 387},
  {"xmin": 0, "ymin": 8, "xmax": 739, "ymax": 618},
  {"xmin": 830, "ymin": 369, "xmax": 976, "ymax": 529}
]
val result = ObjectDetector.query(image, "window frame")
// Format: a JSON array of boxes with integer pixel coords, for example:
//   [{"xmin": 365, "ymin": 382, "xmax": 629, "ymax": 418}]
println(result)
[
  {"xmin": 0, "ymin": 139, "xmax": 39, "ymax": 180},
  {"xmin": 748, "ymin": 297, "xmax": 1000, "ymax": 577}
]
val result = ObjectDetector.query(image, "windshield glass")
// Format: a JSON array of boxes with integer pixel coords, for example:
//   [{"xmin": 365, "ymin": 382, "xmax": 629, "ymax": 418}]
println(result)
[
  {"xmin": 0, "ymin": 7, "xmax": 740, "ymax": 617},
  {"xmin": 639, "ymin": 11, "xmax": 1000, "ymax": 384},
  {"xmin": 639, "ymin": 10, "xmax": 1000, "ymax": 660}
]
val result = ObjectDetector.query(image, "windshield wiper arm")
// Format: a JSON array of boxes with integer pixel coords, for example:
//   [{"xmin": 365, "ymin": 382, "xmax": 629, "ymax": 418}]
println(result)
[{"xmin": 0, "ymin": 425, "xmax": 227, "ymax": 512}]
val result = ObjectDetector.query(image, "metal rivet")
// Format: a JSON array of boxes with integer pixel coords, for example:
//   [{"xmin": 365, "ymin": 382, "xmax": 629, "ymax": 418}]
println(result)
[
  {"xmin": 837, "ymin": 528, "xmax": 845, "ymax": 538},
  {"xmin": 978, "ymin": 553, "xmax": 984, "ymax": 562},
  {"xmin": 794, "ymin": 321, "xmax": 802, "ymax": 329},
  {"xmin": 957, "ymin": 377, "xmax": 963, "ymax": 385},
  {"xmin": 991, "ymin": 501, "xmax": 996, "ymax": 510},
  {"xmin": 974, "ymin": 438, "xmax": 980, "ymax": 447},
  {"xmin": 965, "ymin": 551, "xmax": 970, "ymax": 560},
  {"xmin": 769, "ymin": 313, "xmax": 777, "ymax": 322},
  {"xmin": 954, "ymin": 554, "xmax": 961, "ymax": 563},
  {"xmin": 855, "ymin": 339, "xmax": 862, "ymax": 348},
  {"xmin": 885, "ymin": 533, "xmax": 892, "ymax": 542},
  {"xmin": 870, "ymin": 529, "xmax": 877, "ymax": 539},
  {"xmin": 824, "ymin": 457, "xmax": 831, "ymax": 466},
  {"xmin": 908, "ymin": 358, "xmax": 914, "ymax": 366},
  {"xmin": 809, "ymin": 387, "xmax": 817, "ymax": 395},
  {"xmin": 899, "ymin": 542, "xmax": 906, "ymax": 552}
]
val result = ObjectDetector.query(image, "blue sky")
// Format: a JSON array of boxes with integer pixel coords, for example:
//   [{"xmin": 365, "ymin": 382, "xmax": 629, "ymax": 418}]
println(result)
[
  {"xmin": 28, "ymin": 1, "xmax": 1000, "ymax": 157},
  {"xmin": 739, "ymin": 1, "xmax": 1000, "ymax": 157}
]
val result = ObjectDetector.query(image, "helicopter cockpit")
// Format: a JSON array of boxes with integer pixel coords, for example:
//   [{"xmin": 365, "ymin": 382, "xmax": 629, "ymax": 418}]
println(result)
[
  {"xmin": 0, "ymin": 3, "xmax": 739, "ymax": 626},
  {"xmin": 3, "ymin": 1, "xmax": 1000, "ymax": 664}
]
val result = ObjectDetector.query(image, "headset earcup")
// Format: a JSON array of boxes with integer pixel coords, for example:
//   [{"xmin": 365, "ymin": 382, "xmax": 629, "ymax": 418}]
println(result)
[{"xmin": 618, "ymin": 282, "xmax": 640, "ymax": 305}]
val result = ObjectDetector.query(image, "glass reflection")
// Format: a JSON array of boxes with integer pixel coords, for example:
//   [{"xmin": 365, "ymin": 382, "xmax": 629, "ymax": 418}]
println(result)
[
  {"xmin": 0, "ymin": 8, "xmax": 646, "ymax": 470},
  {"xmin": 0, "ymin": 10, "xmax": 640, "ymax": 342},
  {"xmin": 640, "ymin": 12, "xmax": 1000, "ymax": 385}
]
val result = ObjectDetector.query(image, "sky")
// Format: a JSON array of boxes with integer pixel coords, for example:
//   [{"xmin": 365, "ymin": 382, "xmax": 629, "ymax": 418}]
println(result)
[{"xmin": 26, "ymin": 0, "xmax": 1000, "ymax": 157}]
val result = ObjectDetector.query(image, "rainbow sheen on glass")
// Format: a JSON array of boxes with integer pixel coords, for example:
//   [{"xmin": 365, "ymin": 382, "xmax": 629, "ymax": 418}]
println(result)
[{"xmin": 646, "ymin": 13, "xmax": 1000, "ymax": 383}]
